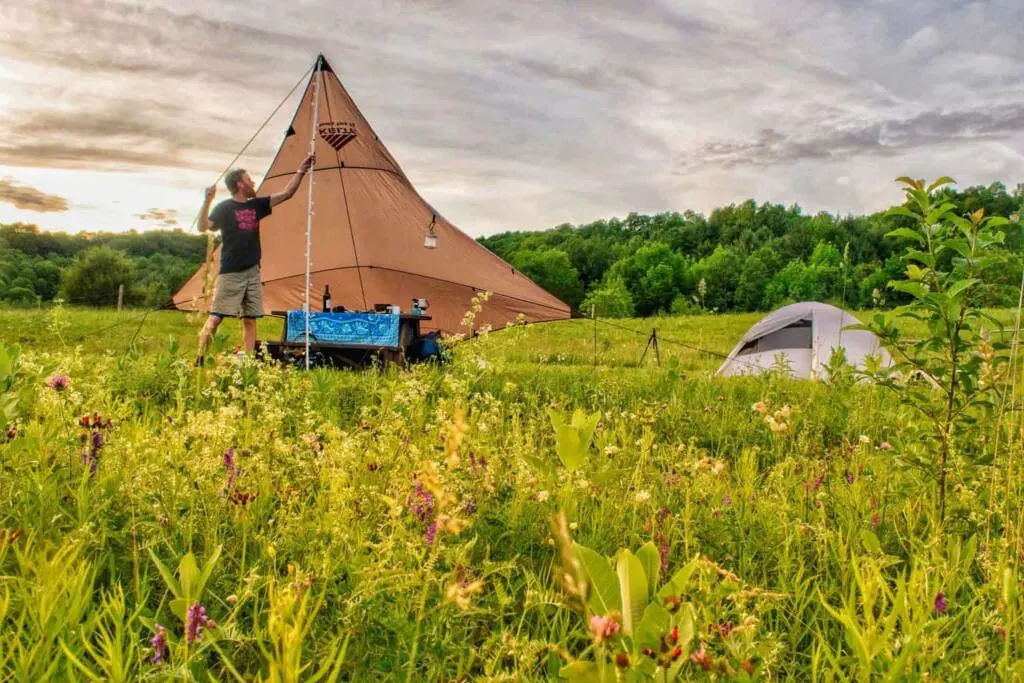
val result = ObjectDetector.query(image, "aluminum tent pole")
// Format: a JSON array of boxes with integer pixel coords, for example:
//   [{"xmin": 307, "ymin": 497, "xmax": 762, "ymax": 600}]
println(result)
[{"xmin": 304, "ymin": 58, "xmax": 323, "ymax": 370}]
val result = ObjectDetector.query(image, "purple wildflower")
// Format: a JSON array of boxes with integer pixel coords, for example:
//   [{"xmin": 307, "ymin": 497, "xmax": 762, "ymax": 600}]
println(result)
[
  {"xmin": 871, "ymin": 513, "xmax": 880, "ymax": 529},
  {"xmin": 82, "ymin": 430, "xmax": 103, "ymax": 476},
  {"xmin": 47, "ymin": 374, "xmax": 69, "ymax": 392},
  {"xmin": 934, "ymin": 592, "xmax": 947, "ymax": 616},
  {"xmin": 150, "ymin": 624, "xmax": 167, "ymax": 664},
  {"xmin": 658, "ymin": 534, "xmax": 670, "ymax": 572},
  {"xmin": 845, "ymin": 470, "xmax": 855, "ymax": 485},
  {"xmin": 462, "ymin": 496, "xmax": 477, "ymax": 516},
  {"xmin": 223, "ymin": 447, "xmax": 240, "ymax": 493},
  {"xmin": 478, "ymin": 454, "xmax": 488, "ymax": 471},
  {"xmin": 411, "ymin": 482, "xmax": 434, "ymax": 523},
  {"xmin": 656, "ymin": 507, "xmax": 671, "ymax": 524},
  {"xmin": 722, "ymin": 494, "xmax": 731, "ymax": 508},
  {"xmin": 186, "ymin": 601, "xmax": 213, "ymax": 643},
  {"xmin": 424, "ymin": 522, "xmax": 438, "ymax": 546}
]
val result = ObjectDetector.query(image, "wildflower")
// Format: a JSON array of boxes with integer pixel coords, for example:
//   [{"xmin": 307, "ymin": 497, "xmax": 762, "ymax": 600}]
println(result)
[
  {"xmin": 778, "ymin": 405, "xmax": 792, "ymax": 418},
  {"xmin": 223, "ymin": 447, "xmax": 240, "ymax": 493},
  {"xmin": 859, "ymin": 434, "xmax": 870, "ymax": 444},
  {"xmin": 604, "ymin": 445, "xmax": 620, "ymax": 456},
  {"xmin": 614, "ymin": 652, "xmax": 630, "ymax": 669},
  {"xmin": 634, "ymin": 489, "xmax": 651, "ymax": 504},
  {"xmin": 934, "ymin": 591, "xmax": 947, "ymax": 616},
  {"xmin": 569, "ymin": 521, "xmax": 578, "ymax": 531},
  {"xmin": 186, "ymin": 601, "xmax": 214, "ymax": 643},
  {"xmin": 445, "ymin": 579, "xmax": 484, "ymax": 611},
  {"xmin": 150, "ymin": 624, "xmax": 167, "ymax": 664},
  {"xmin": 462, "ymin": 497, "xmax": 477, "ymax": 516},
  {"xmin": 845, "ymin": 470, "xmax": 855, "ymax": 485},
  {"xmin": 411, "ymin": 482, "xmax": 435, "ymax": 522},
  {"xmin": 752, "ymin": 402, "xmax": 768, "ymax": 414},
  {"xmin": 722, "ymin": 493, "xmax": 731, "ymax": 507},
  {"xmin": 82, "ymin": 430, "xmax": 103, "ymax": 477},
  {"xmin": 47, "ymin": 374, "xmax": 69, "ymax": 392},
  {"xmin": 880, "ymin": 441, "xmax": 893, "ymax": 451},
  {"xmin": 588, "ymin": 613, "xmax": 621, "ymax": 642},
  {"xmin": 995, "ymin": 625, "xmax": 1007, "ymax": 640},
  {"xmin": 536, "ymin": 490, "xmax": 550, "ymax": 503},
  {"xmin": 4, "ymin": 425, "xmax": 15, "ymax": 441},
  {"xmin": 871, "ymin": 513, "xmax": 880, "ymax": 529},
  {"xmin": 690, "ymin": 643, "xmax": 712, "ymax": 671},
  {"xmin": 658, "ymin": 533, "xmax": 670, "ymax": 572},
  {"xmin": 741, "ymin": 659, "xmax": 755, "ymax": 674},
  {"xmin": 424, "ymin": 522, "xmax": 438, "ymax": 546},
  {"xmin": 668, "ymin": 624, "xmax": 679, "ymax": 644}
]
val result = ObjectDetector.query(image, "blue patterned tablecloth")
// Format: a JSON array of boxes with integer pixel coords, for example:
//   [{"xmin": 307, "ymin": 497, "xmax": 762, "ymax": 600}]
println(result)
[{"xmin": 286, "ymin": 311, "xmax": 400, "ymax": 347}]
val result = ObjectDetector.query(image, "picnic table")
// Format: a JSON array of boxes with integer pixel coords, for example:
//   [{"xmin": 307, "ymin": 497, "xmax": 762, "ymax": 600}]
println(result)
[{"xmin": 261, "ymin": 310, "xmax": 431, "ymax": 368}]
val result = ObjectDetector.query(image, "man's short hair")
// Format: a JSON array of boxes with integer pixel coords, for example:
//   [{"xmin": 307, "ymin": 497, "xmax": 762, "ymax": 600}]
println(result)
[{"xmin": 225, "ymin": 169, "xmax": 247, "ymax": 194}]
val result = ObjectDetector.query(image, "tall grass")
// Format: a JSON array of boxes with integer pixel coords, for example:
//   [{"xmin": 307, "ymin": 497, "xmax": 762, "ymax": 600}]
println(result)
[{"xmin": 0, "ymin": 306, "xmax": 1021, "ymax": 680}]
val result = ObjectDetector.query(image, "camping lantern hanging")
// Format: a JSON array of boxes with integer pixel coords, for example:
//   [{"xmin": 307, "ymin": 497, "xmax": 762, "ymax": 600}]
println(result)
[{"xmin": 424, "ymin": 215, "xmax": 438, "ymax": 249}]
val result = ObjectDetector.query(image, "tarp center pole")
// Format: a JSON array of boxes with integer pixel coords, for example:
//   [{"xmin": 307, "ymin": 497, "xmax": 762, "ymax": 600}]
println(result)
[{"xmin": 304, "ymin": 58, "xmax": 324, "ymax": 370}]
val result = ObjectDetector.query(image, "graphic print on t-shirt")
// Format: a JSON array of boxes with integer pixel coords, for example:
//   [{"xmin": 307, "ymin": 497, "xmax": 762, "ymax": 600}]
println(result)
[{"xmin": 235, "ymin": 208, "xmax": 259, "ymax": 231}]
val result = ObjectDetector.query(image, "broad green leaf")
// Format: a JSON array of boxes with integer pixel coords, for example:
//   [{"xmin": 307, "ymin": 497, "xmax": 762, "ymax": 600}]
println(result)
[
  {"xmin": 635, "ymin": 603, "xmax": 671, "ymax": 650},
  {"xmin": 890, "ymin": 281, "xmax": 929, "ymax": 299},
  {"xmin": 946, "ymin": 279, "xmax": 980, "ymax": 300},
  {"xmin": 178, "ymin": 552, "xmax": 200, "ymax": 599},
  {"xmin": 942, "ymin": 239, "xmax": 972, "ymax": 260},
  {"xmin": 615, "ymin": 549, "xmax": 648, "ymax": 636},
  {"xmin": 558, "ymin": 661, "xmax": 615, "ymax": 683},
  {"xmin": 170, "ymin": 597, "xmax": 188, "ymax": 621},
  {"xmin": 574, "ymin": 543, "xmax": 622, "ymax": 616},
  {"xmin": 148, "ymin": 549, "xmax": 182, "ymax": 599},
  {"xmin": 885, "ymin": 228, "xmax": 925, "ymax": 245},
  {"xmin": 634, "ymin": 542, "xmax": 661, "ymax": 598},
  {"xmin": 196, "ymin": 545, "xmax": 222, "ymax": 599},
  {"xmin": 926, "ymin": 176, "xmax": 955, "ymax": 193},
  {"xmin": 860, "ymin": 530, "xmax": 881, "ymax": 554},
  {"xmin": 657, "ymin": 556, "xmax": 699, "ymax": 600}
]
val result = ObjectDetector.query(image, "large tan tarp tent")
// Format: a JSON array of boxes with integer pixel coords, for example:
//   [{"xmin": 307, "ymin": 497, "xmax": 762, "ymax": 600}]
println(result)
[{"xmin": 172, "ymin": 54, "xmax": 570, "ymax": 333}]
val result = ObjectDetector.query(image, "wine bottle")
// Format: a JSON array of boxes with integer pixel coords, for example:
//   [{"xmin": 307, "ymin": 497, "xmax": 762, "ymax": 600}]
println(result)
[{"xmin": 323, "ymin": 285, "xmax": 332, "ymax": 312}]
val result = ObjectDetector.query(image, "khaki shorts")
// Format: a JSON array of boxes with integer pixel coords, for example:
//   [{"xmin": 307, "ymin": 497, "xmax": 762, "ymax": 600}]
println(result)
[{"xmin": 211, "ymin": 264, "xmax": 264, "ymax": 318}]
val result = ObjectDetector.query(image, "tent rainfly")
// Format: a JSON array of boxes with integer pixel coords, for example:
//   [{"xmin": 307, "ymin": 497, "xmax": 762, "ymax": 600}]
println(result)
[
  {"xmin": 715, "ymin": 302, "xmax": 892, "ymax": 379},
  {"xmin": 171, "ymin": 54, "xmax": 571, "ymax": 334}
]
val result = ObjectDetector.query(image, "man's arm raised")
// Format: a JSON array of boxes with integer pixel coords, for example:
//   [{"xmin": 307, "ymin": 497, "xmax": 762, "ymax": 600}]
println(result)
[
  {"xmin": 198, "ymin": 185, "xmax": 217, "ymax": 233},
  {"xmin": 270, "ymin": 154, "xmax": 316, "ymax": 207}
]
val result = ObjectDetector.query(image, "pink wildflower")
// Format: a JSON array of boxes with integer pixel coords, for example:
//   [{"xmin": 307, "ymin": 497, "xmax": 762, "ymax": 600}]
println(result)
[
  {"xmin": 47, "ymin": 374, "xmax": 69, "ymax": 392},
  {"xmin": 588, "ymin": 614, "xmax": 621, "ymax": 642}
]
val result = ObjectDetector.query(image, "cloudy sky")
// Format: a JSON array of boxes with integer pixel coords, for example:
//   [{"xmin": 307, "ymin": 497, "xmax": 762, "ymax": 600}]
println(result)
[{"xmin": 2, "ymin": 0, "xmax": 1023, "ymax": 237}]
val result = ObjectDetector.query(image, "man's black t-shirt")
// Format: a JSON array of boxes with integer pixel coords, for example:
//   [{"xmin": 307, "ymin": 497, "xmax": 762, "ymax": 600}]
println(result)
[{"xmin": 208, "ymin": 197, "xmax": 272, "ymax": 274}]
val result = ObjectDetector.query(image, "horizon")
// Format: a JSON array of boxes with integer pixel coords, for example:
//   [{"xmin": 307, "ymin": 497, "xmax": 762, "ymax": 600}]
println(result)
[{"xmin": 3, "ymin": 1, "xmax": 1024, "ymax": 237}]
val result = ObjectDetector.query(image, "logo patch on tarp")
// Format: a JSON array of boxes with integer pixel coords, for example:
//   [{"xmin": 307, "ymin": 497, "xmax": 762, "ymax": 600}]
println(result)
[{"xmin": 318, "ymin": 122, "xmax": 357, "ymax": 151}]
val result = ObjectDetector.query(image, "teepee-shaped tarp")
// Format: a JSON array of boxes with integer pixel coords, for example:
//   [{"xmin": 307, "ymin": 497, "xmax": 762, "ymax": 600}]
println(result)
[{"xmin": 172, "ymin": 54, "xmax": 571, "ymax": 333}]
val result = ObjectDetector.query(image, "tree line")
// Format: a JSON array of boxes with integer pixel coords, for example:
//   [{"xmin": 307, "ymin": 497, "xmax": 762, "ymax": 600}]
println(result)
[
  {"xmin": 479, "ymin": 181, "xmax": 1024, "ymax": 317},
  {"xmin": 2, "ymin": 180, "xmax": 1022, "ymax": 314},
  {"xmin": 0, "ymin": 223, "xmax": 207, "ymax": 307}
]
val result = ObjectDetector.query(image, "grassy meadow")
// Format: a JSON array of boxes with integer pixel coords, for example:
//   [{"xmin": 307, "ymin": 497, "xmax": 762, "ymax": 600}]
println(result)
[{"xmin": 0, "ymin": 304, "xmax": 1022, "ymax": 681}]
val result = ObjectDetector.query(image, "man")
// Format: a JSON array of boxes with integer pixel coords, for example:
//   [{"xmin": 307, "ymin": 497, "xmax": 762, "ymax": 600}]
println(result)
[{"xmin": 195, "ymin": 153, "xmax": 315, "ymax": 364}]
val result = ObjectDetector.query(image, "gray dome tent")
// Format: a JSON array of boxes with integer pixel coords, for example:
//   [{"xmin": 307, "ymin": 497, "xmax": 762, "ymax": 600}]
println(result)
[{"xmin": 716, "ymin": 302, "xmax": 892, "ymax": 379}]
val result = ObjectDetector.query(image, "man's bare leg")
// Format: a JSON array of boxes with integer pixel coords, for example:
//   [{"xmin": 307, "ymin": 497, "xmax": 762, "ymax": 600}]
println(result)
[
  {"xmin": 242, "ymin": 317, "xmax": 257, "ymax": 353},
  {"xmin": 197, "ymin": 315, "xmax": 223, "ymax": 363}
]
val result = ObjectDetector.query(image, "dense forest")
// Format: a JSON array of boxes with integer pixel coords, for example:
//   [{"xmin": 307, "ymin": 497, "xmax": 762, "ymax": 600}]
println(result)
[
  {"xmin": 0, "ymin": 224, "xmax": 207, "ymax": 307},
  {"xmin": 2, "ymin": 180, "xmax": 1022, "ymax": 314},
  {"xmin": 480, "ymin": 181, "xmax": 1024, "ymax": 316}
]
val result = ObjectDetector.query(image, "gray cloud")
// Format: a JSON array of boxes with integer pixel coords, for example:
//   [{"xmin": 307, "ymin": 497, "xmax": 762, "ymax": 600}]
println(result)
[
  {"xmin": 0, "ymin": 177, "xmax": 69, "ymax": 212},
  {"xmin": 686, "ymin": 104, "xmax": 1024, "ymax": 170},
  {"xmin": 2, "ymin": 0, "xmax": 1024, "ymax": 234}
]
